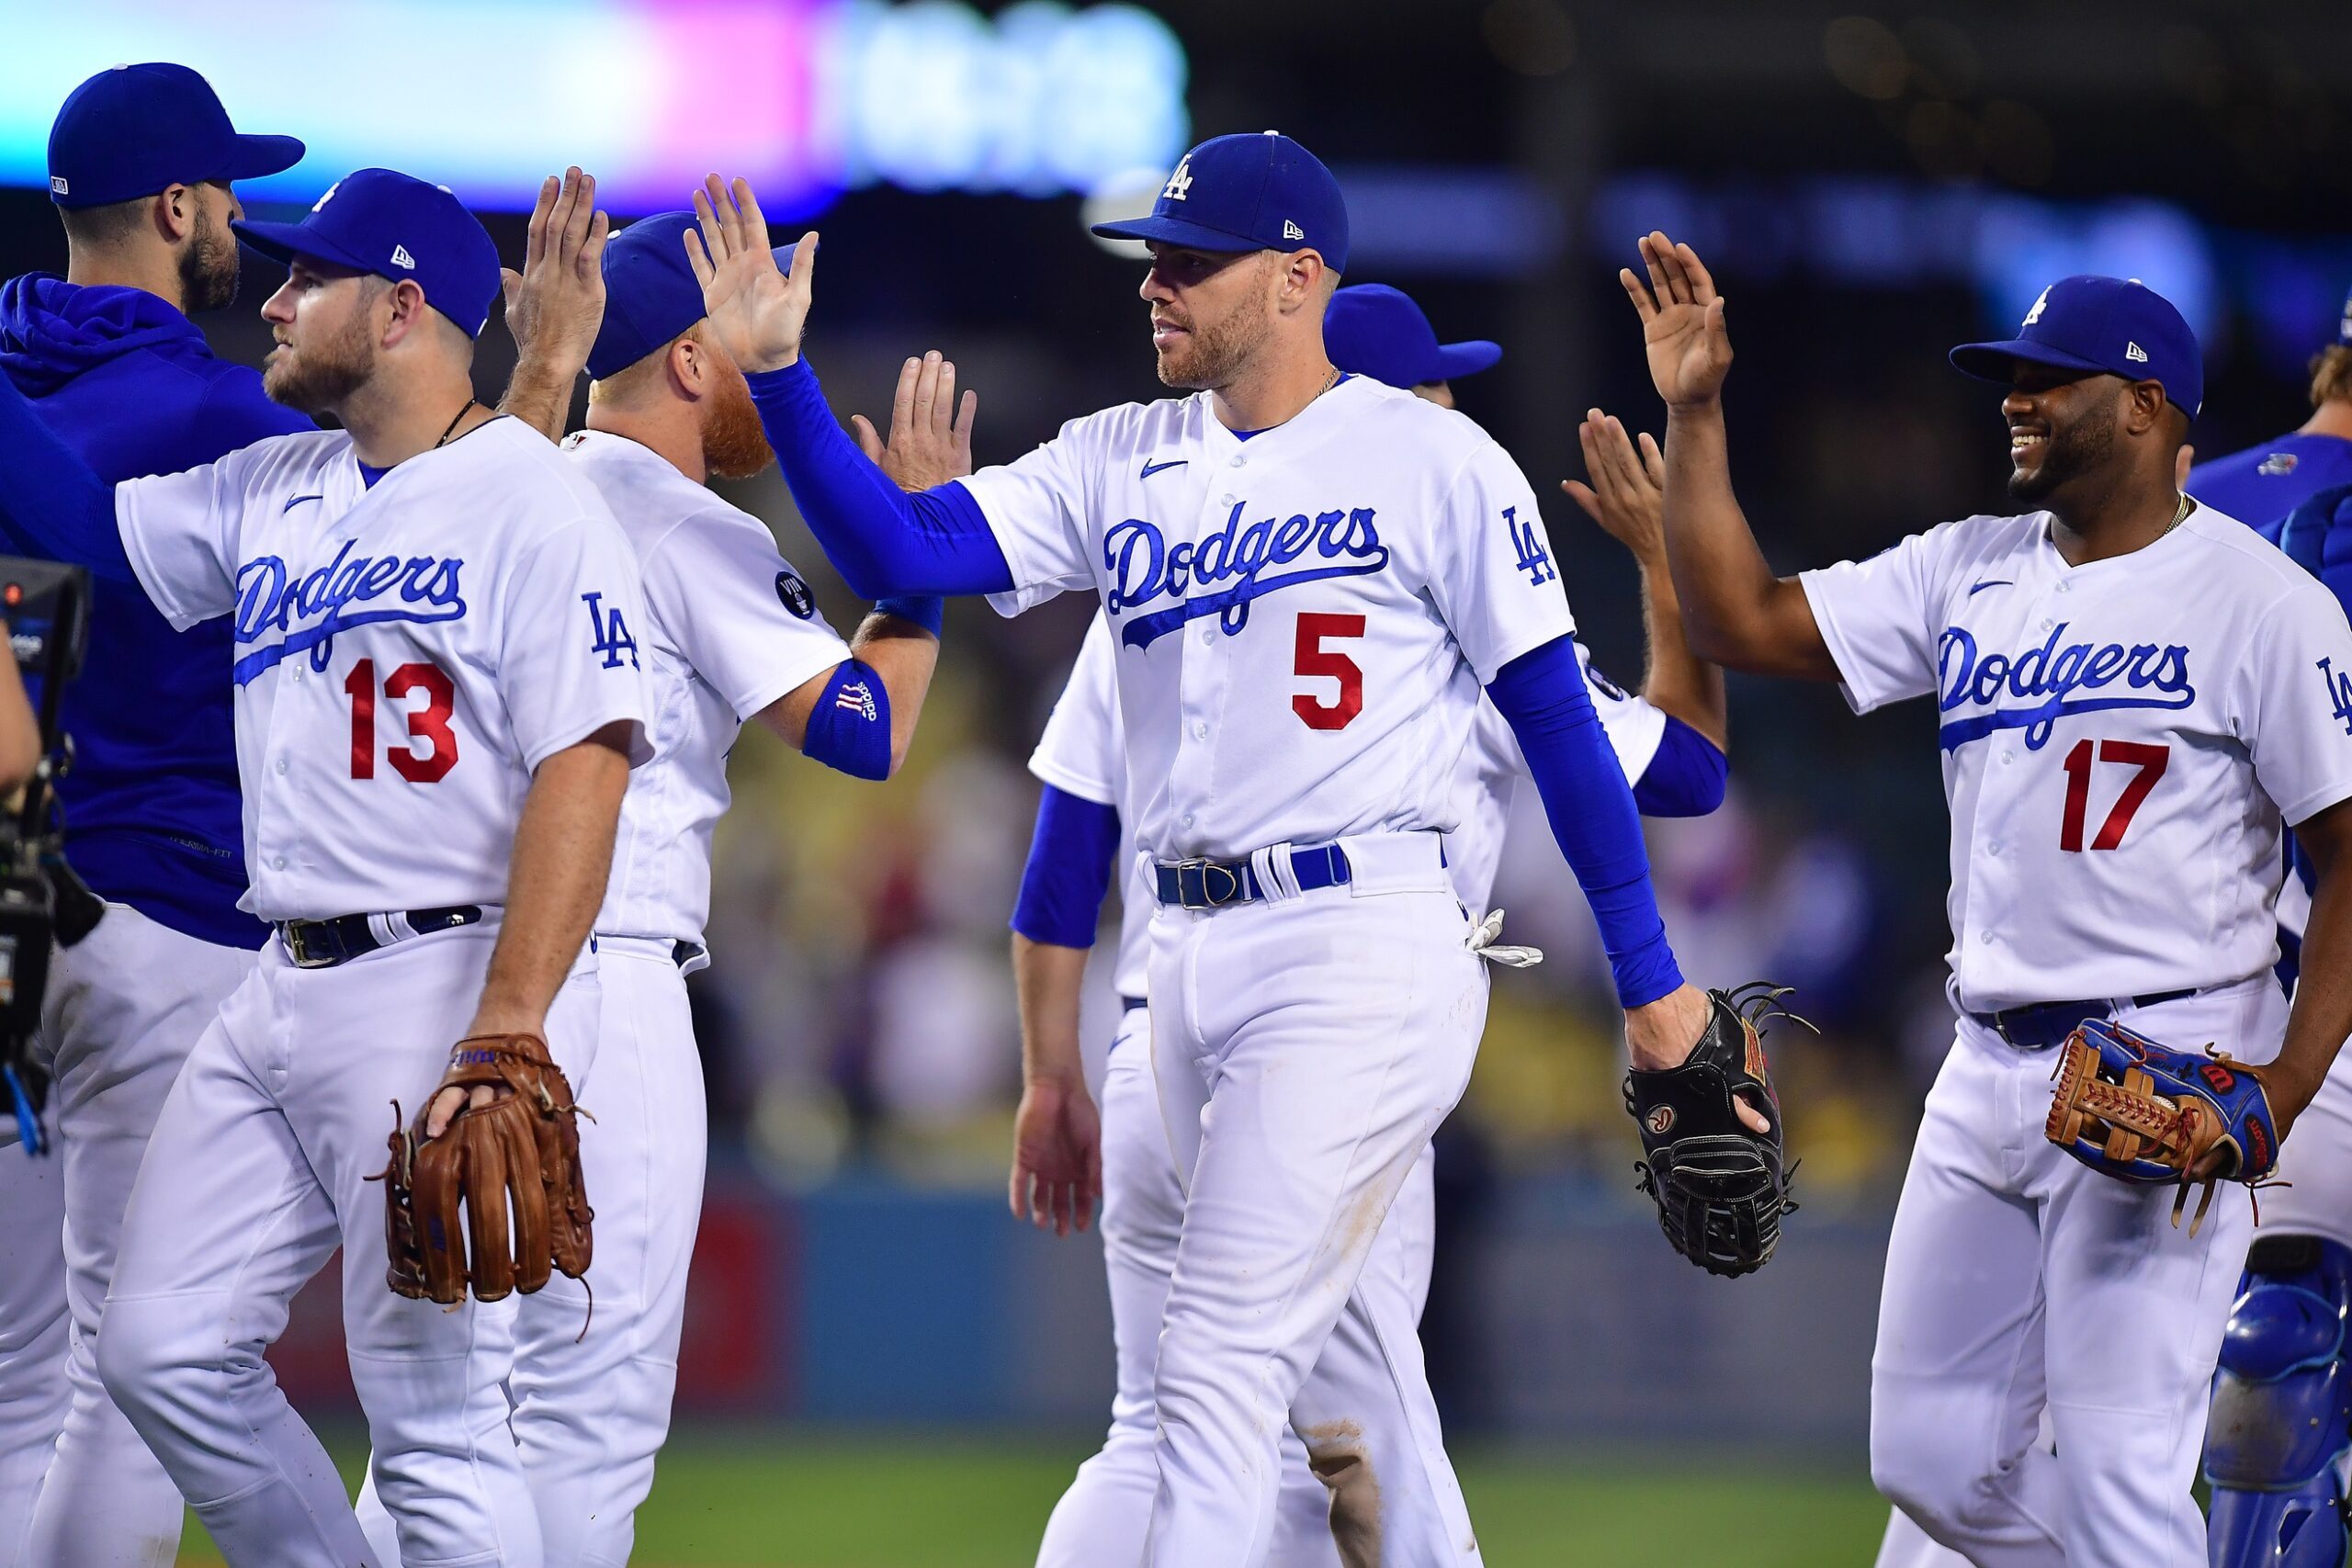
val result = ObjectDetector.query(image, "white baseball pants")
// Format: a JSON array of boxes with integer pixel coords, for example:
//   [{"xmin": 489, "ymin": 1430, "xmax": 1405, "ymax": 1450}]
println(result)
[
  {"xmin": 2245, "ymin": 1027, "xmax": 2352, "ymax": 1248},
  {"xmin": 1039, "ymin": 998, "xmax": 1429, "ymax": 1568},
  {"xmin": 1143, "ymin": 846, "xmax": 1486, "ymax": 1568},
  {"xmin": 357, "ymin": 937, "xmax": 706, "ymax": 1568},
  {"xmin": 0, "ymin": 1146, "xmax": 64, "ymax": 1568},
  {"xmin": 97, "ymin": 921, "xmax": 598, "ymax": 1568},
  {"xmin": 1869, "ymin": 977, "xmax": 2282, "ymax": 1568},
  {"xmin": 0, "ymin": 905, "xmax": 259, "ymax": 1568}
]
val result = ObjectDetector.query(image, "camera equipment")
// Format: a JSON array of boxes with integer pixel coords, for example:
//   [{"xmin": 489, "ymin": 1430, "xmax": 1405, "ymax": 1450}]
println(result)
[{"xmin": 0, "ymin": 558, "xmax": 91, "ymax": 1156}]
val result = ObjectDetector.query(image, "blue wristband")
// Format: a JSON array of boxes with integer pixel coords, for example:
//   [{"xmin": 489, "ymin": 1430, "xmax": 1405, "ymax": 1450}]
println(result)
[{"xmin": 873, "ymin": 595, "xmax": 944, "ymax": 637}]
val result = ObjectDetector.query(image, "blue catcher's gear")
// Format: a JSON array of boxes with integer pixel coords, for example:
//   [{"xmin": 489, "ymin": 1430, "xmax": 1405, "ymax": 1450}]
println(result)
[
  {"xmin": 2206, "ymin": 1234, "xmax": 2352, "ymax": 1568},
  {"xmin": 2268, "ymin": 482, "xmax": 2352, "ymax": 916}
]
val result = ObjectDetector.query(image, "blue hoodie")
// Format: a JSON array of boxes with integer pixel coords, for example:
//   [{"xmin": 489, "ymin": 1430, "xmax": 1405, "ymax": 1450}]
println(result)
[{"xmin": 0, "ymin": 274, "xmax": 314, "ymax": 949}]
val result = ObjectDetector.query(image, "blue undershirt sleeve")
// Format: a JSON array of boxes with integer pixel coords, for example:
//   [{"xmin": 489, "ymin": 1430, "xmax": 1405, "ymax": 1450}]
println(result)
[
  {"xmin": 743, "ymin": 359, "xmax": 1014, "ymax": 600},
  {"xmin": 1631, "ymin": 716, "xmax": 1728, "ymax": 818},
  {"xmin": 0, "ymin": 372, "xmax": 131, "ymax": 581},
  {"xmin": 1011, "ymin": 784, "xmax": 1122, "ymax": 949},
  {"xmin": 1487, "ymin": 634, "xmax": 1684, "ymax": 1009}
]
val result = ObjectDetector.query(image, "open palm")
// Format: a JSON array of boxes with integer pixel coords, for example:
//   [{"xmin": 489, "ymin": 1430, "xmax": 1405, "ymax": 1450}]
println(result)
[
  {"xmin": 1622, "ymin": 231, "xmax": 1733, "ymax": 407},
  {"xmin": 684, "ymin": 174, "xmax": 815, "ymax": 374}
]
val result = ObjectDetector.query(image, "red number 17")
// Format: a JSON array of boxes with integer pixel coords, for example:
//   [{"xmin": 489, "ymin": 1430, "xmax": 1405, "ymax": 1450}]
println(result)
[{"xmin": 2058, "ymin": 739, "xmax": 2168, "ymax": 852}]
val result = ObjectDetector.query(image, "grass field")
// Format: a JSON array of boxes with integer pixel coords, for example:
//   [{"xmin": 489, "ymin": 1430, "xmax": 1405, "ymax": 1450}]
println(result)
[{"xmin": 176, "ymin": 1432, "xmax": 1889, "ymax": 1566}]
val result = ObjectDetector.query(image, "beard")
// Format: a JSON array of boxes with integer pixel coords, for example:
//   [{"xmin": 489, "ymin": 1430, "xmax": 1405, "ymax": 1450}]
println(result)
[
  {"xmin": 2007, "ymin": 395, "xmax": 2116, "ymax": 503},
  {"xmin": 701, "ymin": 358, "xmax": 775, "ymax": 480},
  {"xmin": 1154, "ymin": 298, "xmax": 1272, "ymax": 391},
  {"xmin": 178, "ymin": 202, "xmax": 241, "ymax": 314},
  {"xmin": 263, "ymin": 306, "xmax": 377, "ymax": 415}
]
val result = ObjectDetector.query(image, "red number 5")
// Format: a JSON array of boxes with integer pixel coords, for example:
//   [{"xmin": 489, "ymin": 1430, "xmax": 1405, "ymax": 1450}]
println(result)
[
  {"xmin": 345, "ymin": 658, "xmax": 459, "ymax": 783},
  {"xmin": 2059, "ymin": 738, "xmax": 2168, "ymax": 852},
  {"xmin": 1293, "ymin": 613, "xmax": 1365, "ymax": 730}
]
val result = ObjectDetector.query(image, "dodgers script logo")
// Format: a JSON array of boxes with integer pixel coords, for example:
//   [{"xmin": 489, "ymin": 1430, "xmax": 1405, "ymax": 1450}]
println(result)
[
  {"xmin": 1935, "ymin": 621, "xmax": 2194, "ymax": 751},
  {"xmin": 232, "ymin": 540, "xmax": 465, "ymax": 686},
  {"xmin": 1104, "ymin": 503, "xmax": 1388, "ymax": 649}
]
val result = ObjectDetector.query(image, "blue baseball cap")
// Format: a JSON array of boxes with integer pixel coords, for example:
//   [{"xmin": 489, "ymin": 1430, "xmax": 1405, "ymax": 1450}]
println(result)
[
  {"xmin": 1092, "ymin": 131, "xmax": 1349, "ymax": 272},
  {"xmin": 48, "ymin": 62, "xmax": 303, "ymax": 209},
  {"xmin": 1324, "ymin": 284, "xmax": 1499, "ymax": 389},
  {"xmin": 1951, "ymin": 275, "xmax": 2203, "ymax": 420},
  {"xmin": 232, "ymin": 169, "xmax": 501, "ymax": 338},
  {"xmin": 588, "ymin": 211, "xmax": 792, "ymax": 381}
]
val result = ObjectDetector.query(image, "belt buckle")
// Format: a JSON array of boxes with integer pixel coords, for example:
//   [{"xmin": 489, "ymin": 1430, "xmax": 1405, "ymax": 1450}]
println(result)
[
  {"xmin": 1172, "ymin": 857, "xmax": 1246, "ymax": 909},
  {"xmin": 283, "ymin": 922, "xmax": 335, "ymax": 970}
]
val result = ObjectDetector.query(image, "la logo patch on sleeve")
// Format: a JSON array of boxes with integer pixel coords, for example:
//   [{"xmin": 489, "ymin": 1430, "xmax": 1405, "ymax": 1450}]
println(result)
[{"xmin": 775, "ymin": 569, "xmax": 816, "ymax": 620}]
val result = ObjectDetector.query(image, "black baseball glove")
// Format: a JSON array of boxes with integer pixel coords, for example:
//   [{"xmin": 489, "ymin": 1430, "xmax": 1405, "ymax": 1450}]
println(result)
[{"xmin": 1623, "ymin": 983, "xmax": 1804, "ymax": 1278}]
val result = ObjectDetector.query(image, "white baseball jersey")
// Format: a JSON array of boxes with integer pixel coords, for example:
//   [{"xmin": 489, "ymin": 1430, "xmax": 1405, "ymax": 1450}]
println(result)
[
  {"xmin": 972, "ymin": 375, "xmax": 1573, "ymax": 861},
  {"xmin": 114, "ymin": 417, "xmax": 651, "ymax": 922},
  {"xmin": 1032, "ymin": 612, "xmax": 1670, "ymax": 994},
  {"xmin": 1448, "ymin": 641, "xmax": 1667, "ymax": 912},
  {"xmin": 1027, "ymin": 612, "xmax": 1152, "ymax": 998},
  {"xmin": 561, "ymin": 430, "xmax": 853, "ymax": 944},
  {"xmin": 1801, "ymin": 502, "xmax": 2352, "ymax": 1013}
]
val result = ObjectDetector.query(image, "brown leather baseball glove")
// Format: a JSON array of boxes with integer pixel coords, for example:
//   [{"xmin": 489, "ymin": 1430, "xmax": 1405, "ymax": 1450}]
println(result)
[{"xmin": 374, "ymin": 1032, "xmax": 593, "ymax": 1304}]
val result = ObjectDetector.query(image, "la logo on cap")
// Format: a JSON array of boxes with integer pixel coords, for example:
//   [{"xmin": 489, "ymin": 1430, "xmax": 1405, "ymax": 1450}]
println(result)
[
  {"xmin": 311, "ymin": 180, "xmax": 341, "ymax": 213},
  {"xmin": 1161, "ymin": 158, "xmax": 1193, "ymax": 202},
  {"xmin": 2022, "ymin": 288, "xmax": 2050, "ymax": 326}
]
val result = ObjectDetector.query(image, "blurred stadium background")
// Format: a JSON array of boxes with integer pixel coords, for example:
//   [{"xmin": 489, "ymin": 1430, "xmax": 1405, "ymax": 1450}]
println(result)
[{"xmin": 2, "ymin": 0, "xmax": 2348, "ymax": 1562}]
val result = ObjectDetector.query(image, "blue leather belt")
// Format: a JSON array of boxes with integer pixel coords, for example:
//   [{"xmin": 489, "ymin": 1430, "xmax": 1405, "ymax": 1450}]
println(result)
[
  {"xmin": 1970, "ymin": 987, "xmax": 2199, "ymax": 1051},
  {"xmin": 1153, "ymin": 844, "xmax": 1351, "ymax": 909},
  {"xmin": 278, "ymin": 905, "xmax": 482, "ymax": 970}
]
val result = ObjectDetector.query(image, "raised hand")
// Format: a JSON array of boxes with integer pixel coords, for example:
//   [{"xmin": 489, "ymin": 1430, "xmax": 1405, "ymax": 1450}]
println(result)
[
  {"xmin": 684, "ymin": 175, "xmax": 814, "ymax": 375},
  {"xmin": 1009, "ymin": 1075, "xmax": 1102, "ymax": 1237},
  {"xmin": 853, "ymin": 350, "xmax": 980, "ymax": 491},
  {"xmin": 1621, "ymin": 231, "xmax": 1733, "ymax": 408},
  {"xmin": 500, "ymin": 167, "xmax": 610, "ymax": 371},
  {"xmin": 1563, "ymin": 408, "xmax": 1667, "ymax": 565}
]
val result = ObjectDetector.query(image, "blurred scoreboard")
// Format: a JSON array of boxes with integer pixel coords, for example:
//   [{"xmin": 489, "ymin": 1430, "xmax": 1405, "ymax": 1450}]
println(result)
[{"xmin": 0, "ymin": 0, "xmax": 1190, "ymax": 219}]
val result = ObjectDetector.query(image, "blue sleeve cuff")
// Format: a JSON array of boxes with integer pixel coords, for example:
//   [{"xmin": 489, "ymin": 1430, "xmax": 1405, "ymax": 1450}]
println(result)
[
  {"xmin": 742, "ymin": 360, "xmax": 1012, "ymax": 598},
  {"xmin": 872, "ymin": 595, "xmax": 944, "ymax": 637},
  {"xmin": 1012, "ymin": 784, "xmax": 1122, "ymax": 948},
  {"xmin": 1487, "ymin": 635, "xmax": 1683, "ymax": 1009},
  {"xmin": 1631, "ymin": 716, "xmax": 1728, "ymax": 818}
]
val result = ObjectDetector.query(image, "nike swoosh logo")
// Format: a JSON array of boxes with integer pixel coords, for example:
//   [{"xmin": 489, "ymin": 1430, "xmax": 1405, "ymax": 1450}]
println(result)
[
  {"xmin": 282, "ymin": 493, "xmax": 324, "ymax": 513},
  {"xmin": 1140, "ymin": 459, "xmax": 1187, "ymax": 479},
  {"xmin": 1967, "ymin": 579, "xmax": 2014, "ymax": 595}
]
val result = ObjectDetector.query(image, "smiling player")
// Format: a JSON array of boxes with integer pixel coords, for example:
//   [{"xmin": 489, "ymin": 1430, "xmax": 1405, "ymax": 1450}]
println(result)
[{"xmin": 1628, "ymin": 232, "xmax": 2352, "ymax": 1565}]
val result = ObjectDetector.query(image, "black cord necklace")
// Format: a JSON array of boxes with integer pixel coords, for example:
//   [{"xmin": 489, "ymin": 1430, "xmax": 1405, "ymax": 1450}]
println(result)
[{"xmin": 434, "ymin": 398, "xmax": 481, "ymax": 450}]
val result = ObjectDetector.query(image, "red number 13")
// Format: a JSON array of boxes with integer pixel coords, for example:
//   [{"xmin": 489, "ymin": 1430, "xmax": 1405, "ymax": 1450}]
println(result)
[
  {"xmin": 2058, "ymin": 738, "xmax": 2168, "ymax": 852},
  {"xmin": 345, "ymin": 658, "xmax": 458, "ymax": 783}
]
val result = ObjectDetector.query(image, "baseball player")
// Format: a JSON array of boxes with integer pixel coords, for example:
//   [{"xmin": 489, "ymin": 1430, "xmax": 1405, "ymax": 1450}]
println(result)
[
  {"xmin": 0, "ymin": 168, "xmax": 652, "ymax": 1566},
  {"xmin": 348, "ymin": 208, "xmax": 946, "ymax": 1568},
  {"xmin": 2186, "ymin": 285, "xmax": 2352, "ymax": 525},
  {"xmin": 686, "ymin": 133, "xmax": 1744, "ymax": 1565},
  {"xmin": 1625, "ymin": 230, "xmax": 2352, "ymax": 1565},
  {"xmin": 0, "ymin": 64, "xmax": 311, "ymax": 1568},
  {"xmin": 1001, "ymin": 298, "xmax": 1728, "ymax": 1566}
]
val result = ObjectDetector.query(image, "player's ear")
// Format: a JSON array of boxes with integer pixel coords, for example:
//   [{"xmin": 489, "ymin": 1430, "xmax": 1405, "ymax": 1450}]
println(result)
[
  {"xmin": 152, "ymin": 183, "xmax": 196, "ymax": 244},
  {"xmin": 378, "ymin": 278, "xmax": 431, "ymax": 349},
  {"xmin": 669, "ymin": 332, "xmax": 707, "ymax": 400},
  {"xmin": 2124, "ymin": 379, "xmax": 2168, "ymax": 438}
]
